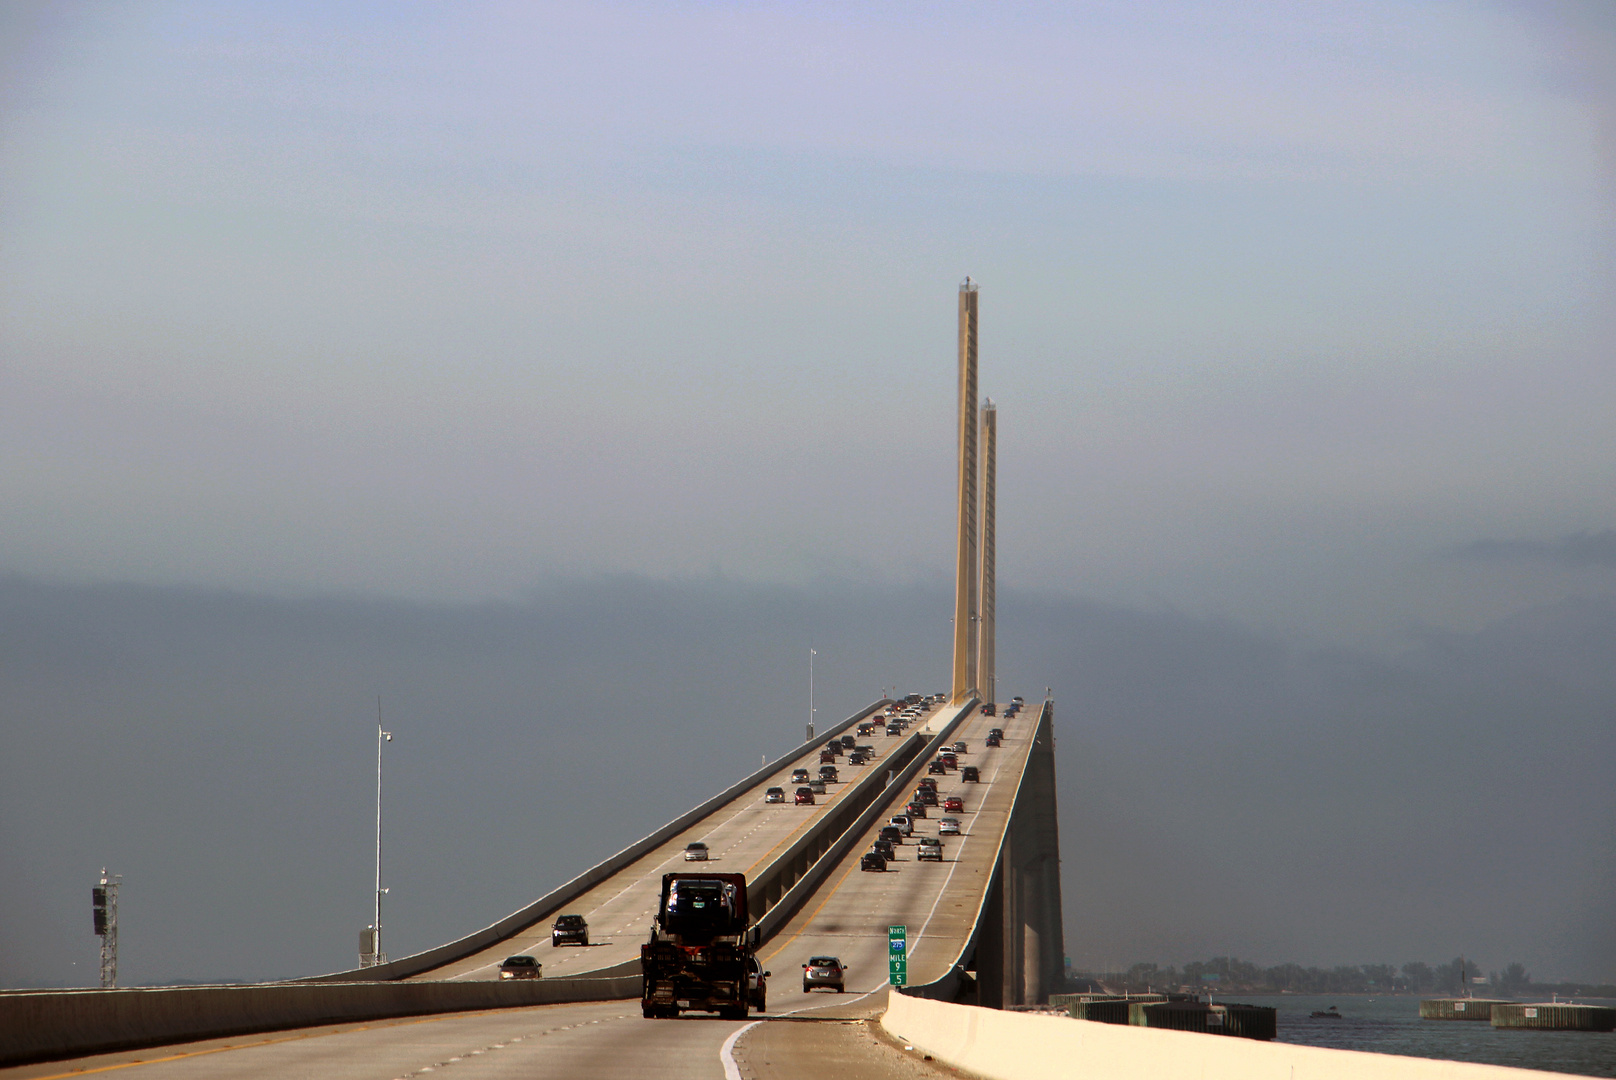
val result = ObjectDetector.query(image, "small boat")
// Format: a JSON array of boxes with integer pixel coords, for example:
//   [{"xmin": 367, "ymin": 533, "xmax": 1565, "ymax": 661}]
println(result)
[{"xmin": 1310, "ymin": 1006, "xmax": 1342, "ymax": 1019}]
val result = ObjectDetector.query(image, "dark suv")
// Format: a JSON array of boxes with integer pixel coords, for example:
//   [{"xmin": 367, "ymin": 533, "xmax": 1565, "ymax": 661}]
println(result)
[{"xmin": 551, "ymin": 914, "xmax": 589, "ymax": 947}]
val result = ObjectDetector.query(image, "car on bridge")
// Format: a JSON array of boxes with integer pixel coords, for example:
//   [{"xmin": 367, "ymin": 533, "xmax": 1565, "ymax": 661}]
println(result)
[
  {"xmin": 916, "ymin": 837, "xmax": 944, "ymax": 862},
  {"xmin": 765, "ymin": 786, "xmax": 786, "ymax": 803},
  {"xmin": 848, "ymin": 750, "xmax": 868, "ymax": 765},
  {"xmin": 952, "ymin": 740, "xmax": 968, "ymax": 754},
  {"xmin": 683, "ymin": 841, "xmax": 710, "ymax": 861},
  {"xmin": 873, "ymin": 837, "xmax": 896, "ymax": 860},
  {"xmin": 748, "ymin": 956, "xmax": 770, "ymax": 1012},
  {"xmin": 939, "ymin": 751, "xmax": 958, "ymax": 770},
  {"xmin": 961, "ymin": 766, "xmax": 980, "ymax": 782},
  {"xmin": 913, "ymin": 786, "xmax": 937, "ymax": 805},
  {"xmin": 988, "ymin": 728, "xmax": 1004, "ymax": 740},
  {"xmin": 859, "ymin": 851, "xmax": 885, "ymax": 872},
  {"xmin": 858, "ymin": 722, "xmax": 879, "ymax": 736},
  {"xmin": 795, "ymin": 787, "xmax": 815, "ymax": 805},
  {"xmin": 943, "ymin": 795, "xmax": 964, "ymax": 812},
  {"xmin": 819, "ymin": 764, "xmax": 839, "ymax": 783},
  {"xmin": 927, "ymin": 758, "xmax": 948, "ymax": 775},
  {"xmin": 879, "ymin": 824, "xmax": 903, "ymax": 845},
  {"xmin": 819, "ymin": 749, "xmax": 837, "ymax": 764},
  {"xmin": 792, "ymin": 768, "xmax": 811, "ymax": 783},
  {"xmin": 918, "ymin": 776, "xmax": 938, "ymax": 791},
  {"xmin": 888, "ymin": 814, "xmax": 913, "ymax": 836},
  {"xmin": 840, "ymin": 734, "xmax": 857, "ymax": 749},
  {"xmin": 500, "ymin": 955, "xmax": 542, "ymax": 979},
  {"xmin": 905, "ymin": 800, "xmax": 927, "ymax": 818},
  {"xmin": 886, "ymin": 723, "xmax": 903, "ymax": 735},
  {"xmin": 981, "ymin": 702, "xmax": 996, "ymax": 715},
  {"xmin": 938, "ymin": 817, "xmax": 961, "ymax": 835},
  {"xmin": 984, "ymin": 733, "xmax": 1001, "ymax": 747},
  {"xmin": 809, "ymin": 778, "xmax": 827, "ymax": 794},
  {"xmin": 802, "ymin": 956, "xmax": 847, "ymax": 992},
  {"xmin": 551, "ymin": 915, "xmax": 589, "ymax": 947}
]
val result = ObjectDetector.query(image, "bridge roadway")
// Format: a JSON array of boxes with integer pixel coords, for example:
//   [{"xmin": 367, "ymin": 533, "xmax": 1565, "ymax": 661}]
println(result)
[
  {"xmin": 3, "ymin": 701, "xmax": 1038, "ymax": 1080},
  {"xmin": 416, "ymin": 699, "xmax": 943, "ymax": 983}
]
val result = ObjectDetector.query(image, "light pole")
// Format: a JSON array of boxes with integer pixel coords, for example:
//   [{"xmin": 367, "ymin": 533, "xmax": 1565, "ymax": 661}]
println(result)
[
  {"xmin": 372, "ymin": 705, "xmax": 393, "ymax": 966},
  {"xmin": 807, "ymin": 648, "xmax": 816, "ymax": 742}
]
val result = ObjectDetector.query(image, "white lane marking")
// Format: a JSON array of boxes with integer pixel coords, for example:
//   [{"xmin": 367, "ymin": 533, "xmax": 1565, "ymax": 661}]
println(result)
[{"xmin": 720, "ymin": 1020, "xmax": 761, "ymax": 1080}]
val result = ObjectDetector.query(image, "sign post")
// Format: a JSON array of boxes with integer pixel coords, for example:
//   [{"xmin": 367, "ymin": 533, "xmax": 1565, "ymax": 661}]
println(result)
[{"xmin": 889, "ymin": 924, "xmax": 907, "ymax": 987}]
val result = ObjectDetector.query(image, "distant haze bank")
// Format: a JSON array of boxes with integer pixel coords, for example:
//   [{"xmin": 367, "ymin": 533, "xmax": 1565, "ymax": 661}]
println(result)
[{"xmin": 1, "ymin": 574, "xmax": 1612, "ymax": 988}]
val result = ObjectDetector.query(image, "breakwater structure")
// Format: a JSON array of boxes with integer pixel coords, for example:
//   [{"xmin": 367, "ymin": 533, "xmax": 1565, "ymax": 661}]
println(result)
[
  {"xmin": 1420, "ymin": 997, "xmax": 1511, "ymax": 1021},
  {"xmin": 1490, "ymin": 1001, "xmax": 1616, "ymax": 1032}
]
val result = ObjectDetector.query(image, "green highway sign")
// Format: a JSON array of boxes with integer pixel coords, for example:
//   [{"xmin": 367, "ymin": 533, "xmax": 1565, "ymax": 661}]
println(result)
[{"xmin": 889, "ymin": 925, "xmax": 907, "ymax": 986}]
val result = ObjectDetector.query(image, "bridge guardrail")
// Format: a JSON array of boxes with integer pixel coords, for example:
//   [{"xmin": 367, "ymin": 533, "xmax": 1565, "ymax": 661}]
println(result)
[
  {"xmin": 0, "ymin": 973, "xmax": 641, "ymax": 1068},
  {"xmin": 303, "ymin": 699, "xmax": 890, "ymax": 983}
]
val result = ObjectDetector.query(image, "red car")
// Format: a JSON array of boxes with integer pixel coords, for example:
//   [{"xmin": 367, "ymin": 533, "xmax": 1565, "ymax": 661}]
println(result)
[
  {"xmin": 943, "ymin": 796, "xmax": 964, "ymax": 812},
  {"xmin": 794, "ymin": 787, "xmax": 815, "ymax": 805}
]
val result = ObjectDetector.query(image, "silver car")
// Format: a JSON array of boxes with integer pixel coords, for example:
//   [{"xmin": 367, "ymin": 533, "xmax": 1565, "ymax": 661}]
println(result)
[
  {"xmin": 802, "ymin": 955, "xmax": 846, "ymax": 993},
  {"xmin": 938, "ymin": 816, "xmax": 962, "ymax": 835},
  {"xmin": 683, "ymin": 841, "xmax": 709, "ymax": 861}
]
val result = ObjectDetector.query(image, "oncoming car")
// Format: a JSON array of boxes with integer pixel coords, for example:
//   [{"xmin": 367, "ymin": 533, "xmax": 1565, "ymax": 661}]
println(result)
[
  {"xmin": 802, "ymin": 956, "xmax": 847, "ymax": 992},
  {"xmin": 500, "ymin": 955, "xmax": 542, "ymax": 979},
  {"xmin": 683, "ymin": 841, "xmax": 710, "ymax": 861},
  {"xmin": 765, "ymin": 786, "xmax": 786, "ymax": 804},
  {"xmin": 792, "ymin": 768, "xmax": 811, "ymax": 784},
  {"xmin": 551, "ymin": 914, "xmax": 588, "ymax": 946}
]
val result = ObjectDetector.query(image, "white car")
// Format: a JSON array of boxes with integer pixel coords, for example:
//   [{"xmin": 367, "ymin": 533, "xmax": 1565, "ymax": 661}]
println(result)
[
  {"xmin": 939, "ymin": 817, "xmax": 962, "ymax": 835},
  {"xmin": 888, "ymin": 814, "xmax": 913, "ymax": 836},
  {"xmin": 683, "ymin": 841, "xmax": 709, "ymax": 861}
]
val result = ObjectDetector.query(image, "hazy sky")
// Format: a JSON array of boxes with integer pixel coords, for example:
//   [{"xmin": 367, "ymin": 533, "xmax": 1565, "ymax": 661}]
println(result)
[
  {"xmin": 2, "ymin": 1, "xmax": 1613, "ymax": 650},
  {"xmin": 3, "ymin": 2, "xmax": 1615, "ymax": 993}
]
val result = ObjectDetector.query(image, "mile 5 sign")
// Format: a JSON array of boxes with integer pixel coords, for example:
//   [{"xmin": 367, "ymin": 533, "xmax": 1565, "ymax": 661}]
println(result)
[{"xmin": 888, "ymin": 924, "xmax": 907, "ymax": 986}]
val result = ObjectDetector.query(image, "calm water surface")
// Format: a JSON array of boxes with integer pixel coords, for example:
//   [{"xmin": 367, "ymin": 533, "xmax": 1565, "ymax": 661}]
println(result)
[{"xmin": 1233, "ymin": 995, "xmax": 1616, "ymax": 1077}]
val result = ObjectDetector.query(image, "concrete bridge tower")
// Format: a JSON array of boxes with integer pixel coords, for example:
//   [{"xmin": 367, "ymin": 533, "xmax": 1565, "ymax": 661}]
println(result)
[
  {"xmin": 951, "ymin": 278, "xmax": 980, "ymax": 704},
  {"xmin": 978, "ymin": 400, "xmax": 997, "ymax": 707}
]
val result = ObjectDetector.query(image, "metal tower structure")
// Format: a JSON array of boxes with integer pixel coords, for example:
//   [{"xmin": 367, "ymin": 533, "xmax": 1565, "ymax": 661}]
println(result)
[
  {"xmin": 93, "ymin": 869, "xmax": 120, "ymax": 989},
  {"xmin": 951, "ymin": 277, "xmax": 980, "ymax": 703},
  {"xmin": 978, "ymin": 399, "xmax": 997, "ymax": 707}
]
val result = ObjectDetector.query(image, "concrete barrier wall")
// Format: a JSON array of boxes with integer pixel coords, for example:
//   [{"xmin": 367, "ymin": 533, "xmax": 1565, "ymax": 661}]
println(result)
[
  {"xmin": 305, "ymin": 700, "xmax": 889, "ymax": 983},
  {"xmin": 0, "ymin": 974, "xmax": 639, "ymax": 1068},
  {"xmin": 881, "ymin": 992, "xmax": 1565, "ymax": 1080}
]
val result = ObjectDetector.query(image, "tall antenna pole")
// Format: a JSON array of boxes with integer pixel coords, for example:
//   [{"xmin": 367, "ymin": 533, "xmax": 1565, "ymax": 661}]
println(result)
[
  {"xmin": 94, "ymin": 869, "xmax": 120, "ymax": 989},
  {"xmin": 808, "ymin": 648, "xmax": 816, "ymax": 742},
  {"xmin": 373, "ymin": 699, "xmax": 392, "ymax": 966}
]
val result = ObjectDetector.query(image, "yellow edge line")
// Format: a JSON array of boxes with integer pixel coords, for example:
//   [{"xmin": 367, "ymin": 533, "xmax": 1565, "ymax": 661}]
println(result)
[{"xmin": 760, "ymin": 834, "xmax": 870, "ymax": 966}]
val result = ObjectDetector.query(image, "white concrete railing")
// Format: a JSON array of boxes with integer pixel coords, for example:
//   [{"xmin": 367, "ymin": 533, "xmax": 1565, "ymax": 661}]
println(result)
[{"xmin": 882, "ymin": 993, "xmax": 1566, "ymax": 1080}]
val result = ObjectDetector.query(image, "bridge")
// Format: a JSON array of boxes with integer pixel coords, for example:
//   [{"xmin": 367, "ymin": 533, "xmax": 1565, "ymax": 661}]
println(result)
[{"xmin": 0, "ymin": 283, "xmax": 1528, "ymax": 1080}]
